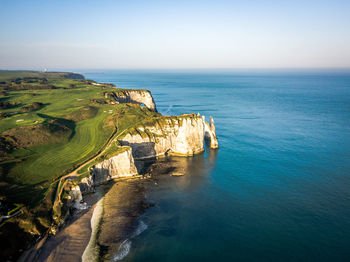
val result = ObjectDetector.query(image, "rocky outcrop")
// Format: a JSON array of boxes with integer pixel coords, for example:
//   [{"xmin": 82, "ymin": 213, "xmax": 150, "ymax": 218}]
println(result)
[
  {"xmin": 92, "ymin": 146, "xmax": 138, "ymax": 184},
  {"xmin": 112, "ymin": 89, "xmax": 157, "ymax": 112},
  {"xmin": 204, "ymin": 116, "xmax": 219, "ymax": 149},
  {"xmin": 66, "ymin": 184, "xmax": 87, "ymax": 210},
  {"xmin": 79, "ymin": 175, "xmax": 95, "ymax": 194},
  {"xmin": 118, "ymin": 114, "xmax": 205, "ymax": 159}
]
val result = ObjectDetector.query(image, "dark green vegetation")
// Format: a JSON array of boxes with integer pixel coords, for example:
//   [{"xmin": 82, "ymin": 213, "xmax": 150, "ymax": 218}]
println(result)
[{"xmin": 0, "ymin": 70, "xmax": 160, "ymax": 261}]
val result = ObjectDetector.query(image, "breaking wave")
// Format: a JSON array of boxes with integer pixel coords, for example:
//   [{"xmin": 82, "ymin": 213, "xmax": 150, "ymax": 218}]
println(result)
[
  {"xmin": 113, "ymin": 239, "xmax": 132, "ymax": 261},
  {"xmin": 113, "ymin": 220, "xmax": 148, "ymax": 261},
  {"xmin": 134, "ymin": 220, "xmax": 148, "ymax": 237}
]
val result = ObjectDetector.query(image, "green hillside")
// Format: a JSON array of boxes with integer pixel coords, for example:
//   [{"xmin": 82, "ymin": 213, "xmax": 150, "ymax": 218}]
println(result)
[{"xmin": 0, "ymin": 71, "xmax": 158, "ymax": 204}]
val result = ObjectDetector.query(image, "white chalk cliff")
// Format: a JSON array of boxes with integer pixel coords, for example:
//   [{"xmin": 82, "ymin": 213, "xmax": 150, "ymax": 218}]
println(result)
[
  {"xmin": 76, "ymin": 89, "xmax": 218, "ymax": 194},
  {"xmin": 66, "ymin": 184, "xmax": 87, "ymax": 210},
  {"xmin": 118, "ymin": 114, "xmax": 205, "ymax": 159},
  {"xmin": 204, "ymin": 116, "xmax": 219, "ymax": 149},
  {"xmin": 112, "ymin": 89, "xmax": 157, "ymax": 112},
  {"xmin": 77, "ymin": 147, "xmax": 138, "ymax": 195},
  {"xmin": 92, "ymin": 146, "xmax": 138, "ymax": 184}
]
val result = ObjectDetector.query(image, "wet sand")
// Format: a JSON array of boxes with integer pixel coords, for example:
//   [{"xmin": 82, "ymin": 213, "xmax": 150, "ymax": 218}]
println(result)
[{"xmin": 90, "ymin": 180, "xmax": 148, "ymax": 261}]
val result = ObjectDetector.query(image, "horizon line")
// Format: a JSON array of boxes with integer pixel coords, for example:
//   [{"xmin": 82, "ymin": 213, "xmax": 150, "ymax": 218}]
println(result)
[{"xmin": 1, "ymin": 67, "xmax": 350, "ymax": 71}]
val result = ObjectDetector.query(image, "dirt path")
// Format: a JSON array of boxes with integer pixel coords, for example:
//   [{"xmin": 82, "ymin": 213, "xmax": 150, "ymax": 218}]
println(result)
[{"xmin": 51, "ymin": 124, "xmax": 118, "ymax": 213}]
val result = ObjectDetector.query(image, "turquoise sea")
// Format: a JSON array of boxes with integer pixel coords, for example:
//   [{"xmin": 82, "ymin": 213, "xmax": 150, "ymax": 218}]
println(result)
[{"xmin": 87, "ymin": 70, "xmax": 350, "ymax": 262}]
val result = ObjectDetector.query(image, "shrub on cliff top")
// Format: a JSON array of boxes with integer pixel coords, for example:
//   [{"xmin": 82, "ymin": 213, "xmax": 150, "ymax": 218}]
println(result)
[{"xmin": 20, "ymin": 102, "xmax": 44, "ymax": 112}]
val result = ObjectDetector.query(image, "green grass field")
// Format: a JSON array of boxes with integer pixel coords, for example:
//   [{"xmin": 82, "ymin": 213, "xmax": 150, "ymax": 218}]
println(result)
[
  {"xmin": 8, "ymin": 107, "xmax": 115, "ymax": 184},
  {"xmin": 0, "ymin": 71, "xmax": 141, "ymax": 203},
  {"xmin": 1, "ymin": 88, "xmax": 119, "ymax": 182}
]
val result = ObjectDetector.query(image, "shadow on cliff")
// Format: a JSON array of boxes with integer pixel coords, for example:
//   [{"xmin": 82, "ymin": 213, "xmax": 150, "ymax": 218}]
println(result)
[{"xmin": 119, "ymin": 141, "xmax": 157, "ymax": 173}]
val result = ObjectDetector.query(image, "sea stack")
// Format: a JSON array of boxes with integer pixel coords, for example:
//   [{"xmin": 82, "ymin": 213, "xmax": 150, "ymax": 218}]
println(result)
[{"xmin": 203, "ymin": 116, "xmax": 219, "ymax": 149}]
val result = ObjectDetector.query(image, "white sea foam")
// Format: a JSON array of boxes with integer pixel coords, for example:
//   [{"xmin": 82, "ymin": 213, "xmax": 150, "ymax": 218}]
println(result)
[
  {"xmin": 82, "ymin": 192, "xmax": 103, "ymax": 262},
  {"xmin": 133, "ymin": 220, "xmax": 148, "ymax": 237},
  {"xmin": 113, "ymin": 239, "xmax": 132, "ymax": 261},
  {"xmin": 113, "ymin": 220, "xmax": 148, "ymax": 261}
]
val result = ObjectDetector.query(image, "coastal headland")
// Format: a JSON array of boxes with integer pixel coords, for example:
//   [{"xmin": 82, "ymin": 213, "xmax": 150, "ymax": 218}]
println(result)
[{"xmin": 0, "ymin": 70, "xmax": 218, "ymax": 261}]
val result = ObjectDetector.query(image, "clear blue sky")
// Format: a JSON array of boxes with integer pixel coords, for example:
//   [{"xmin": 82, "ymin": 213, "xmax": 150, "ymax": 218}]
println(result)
[{"xmin": 0, "ymin": 0, "xmax": 349, "ymax": 69}]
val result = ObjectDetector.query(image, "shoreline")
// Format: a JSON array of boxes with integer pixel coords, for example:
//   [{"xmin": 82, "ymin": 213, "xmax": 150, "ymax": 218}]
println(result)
[
  {"xmin": 27, "ymin": 193, "xmax": 99, "ymax": 262},
  {"xmin": 19, "ymin": 152, "xmax": 214, "ymax": 261},
  {"xmin": 81, "ymin": 189, "xmax": 103, "ymax": 262},
  {"xmin": 21, "ymin": 177, "xmax": 150, "ymax": 262}
]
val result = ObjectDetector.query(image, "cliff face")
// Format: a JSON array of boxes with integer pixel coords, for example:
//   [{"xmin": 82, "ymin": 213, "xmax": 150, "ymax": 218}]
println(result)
[
  {"xmin": 79, "ymin": 175, "xmax": 94, "ymax": 194},
  {"xmin": 204, "ymin": 116, "xmax": 219, "ymax": 149},
  {"xmin": 77, "ymin": 147, "xmax": 138, "ymax": 195},
  {"xmin": 113, "ymin": 90, "xmax": 157, "ymax": 112},
  {"xmin": 67, "ymin": 185, "xmax": 85, "ymax": 209},
  {"xmin": 92, "ymin": 146, "xmax": 138, "ymax": 185},
  {"xmin": 118, "ymin": 114, "xmax": 205, "ymax": 159}
]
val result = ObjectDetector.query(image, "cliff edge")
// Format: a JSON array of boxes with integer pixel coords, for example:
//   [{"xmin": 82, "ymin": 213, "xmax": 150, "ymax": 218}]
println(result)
[{"xmin": 118, "ymin": 114, "xmax": 205, "ymax": 159}]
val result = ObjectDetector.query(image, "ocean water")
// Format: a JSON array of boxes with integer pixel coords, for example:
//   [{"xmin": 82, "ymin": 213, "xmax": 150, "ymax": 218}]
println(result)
[{"xmin": 87, "ymin": 70, "xmax": 350, "ymax": 262}]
